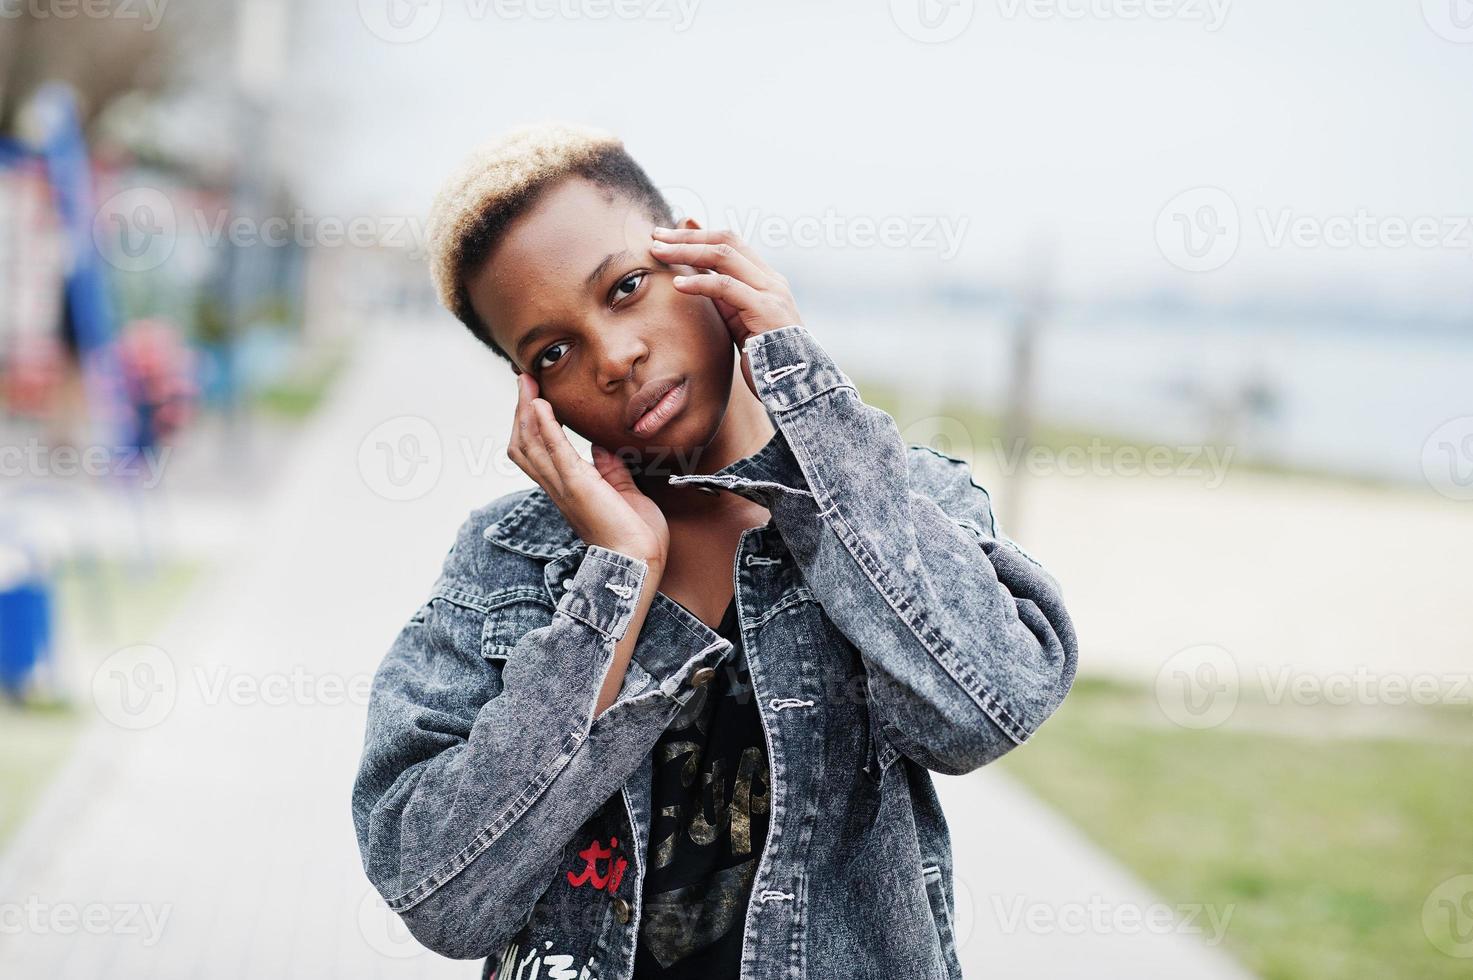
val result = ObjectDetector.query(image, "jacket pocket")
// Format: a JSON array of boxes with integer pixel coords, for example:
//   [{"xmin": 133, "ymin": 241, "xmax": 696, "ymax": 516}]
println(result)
[{"xmin": 480, "ymin": 593, "xmax": 556, "ymax": 662}]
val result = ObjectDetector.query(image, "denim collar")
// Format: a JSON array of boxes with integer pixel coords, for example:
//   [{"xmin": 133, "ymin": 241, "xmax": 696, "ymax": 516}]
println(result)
[{"xmin": 482, "ymin": 423, "xmax": 811, "ymax": 559}]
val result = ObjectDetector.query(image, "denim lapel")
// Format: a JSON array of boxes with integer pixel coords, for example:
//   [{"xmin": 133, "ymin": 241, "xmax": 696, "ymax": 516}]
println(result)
[
  {"xmin": 662, "ymin": 423, "xmax": 814, "ymax": 504},
  {"xmin": 480, "ymin": 488, "xmax": 583, "ymax": 559}
]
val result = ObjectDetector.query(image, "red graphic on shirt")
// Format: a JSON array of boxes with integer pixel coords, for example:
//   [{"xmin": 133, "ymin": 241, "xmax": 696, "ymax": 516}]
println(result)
[{"xmin": 567, "ymin": 836, "xmax": 628, "ymax": 893}]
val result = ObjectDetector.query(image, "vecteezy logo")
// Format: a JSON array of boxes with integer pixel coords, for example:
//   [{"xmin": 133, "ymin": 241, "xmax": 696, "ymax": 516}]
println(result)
[
  {"xmin": 358, "ymin": 0, "xmax": 443, "ymax": 43},
  {"xmin": 357, "ymin": 415, "xmax": 443, "ymax": 501},
  {"xmin": 92, "ymin": 644, "xmax": 177, "ymax": 730},
  {"xmin": 622, "ymin": 185, "xmax": 708, "ymax": 253},
  {"xmin": 951, "ymin": 871, "xmax": 976, "ymax": 951},
  {"xmin": 1154, "ymin": 643, "xmax": 1239, "ymax": 729},
  {"xmin": 357, "ymin": 886, "xmax": 424, "ymax": 958},
  {"xmin": 1155, "ymin": 187, "xmax": 1240, "ymax": 272},
  {"xmin": 890, "ymin": 0, "xmax": 975, "ymax": 42},
  {"xmin": 93, "ymin": 187, "xmax": 177, "ymax": 273},
  {"xmin": 900, "ymin": 415, "xmax": 977, "ymax": 467},
  {"xmin": 1423, "ymin": 875, "xmax": 1473, "ymax": 957},
  {"xmin": 660, "ymin": 185, "xmax": 709, "ymax": 229},
  {"xmin": 1422, "ymin": 0, "xmax": 1473, "ymax": 43},
  {"xmin": 1422, "ymin": 416, "xmax": 1473, "ymax": 501}
]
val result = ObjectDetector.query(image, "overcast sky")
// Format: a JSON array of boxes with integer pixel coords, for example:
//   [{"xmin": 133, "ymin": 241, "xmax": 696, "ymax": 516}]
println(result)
[{"xmin": 272, "ymin": 0, "xmax": 1473, "ymax": 312}]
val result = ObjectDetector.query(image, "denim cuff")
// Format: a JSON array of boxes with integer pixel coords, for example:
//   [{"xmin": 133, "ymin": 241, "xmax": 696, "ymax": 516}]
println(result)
[
  {"xmin": 743, "ymin": 323, "xmax": 857, "ymax": 413},
  {"xmin": 619, "ymin": 594, "xmax": 736, "ymax": 707},
  {"xmin": 555, "ymin": 546, "xmax": 649, "ymax": 642}
]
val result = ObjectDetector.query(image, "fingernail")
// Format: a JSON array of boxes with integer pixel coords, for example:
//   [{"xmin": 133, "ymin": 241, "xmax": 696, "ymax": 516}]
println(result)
[
  {"xmin": 652, "ymin": 226, "xmax": 671, "ymax": 234},
  {"xmin": 673, "ymin": 275, "xmax": 688, "ymax": 285}
]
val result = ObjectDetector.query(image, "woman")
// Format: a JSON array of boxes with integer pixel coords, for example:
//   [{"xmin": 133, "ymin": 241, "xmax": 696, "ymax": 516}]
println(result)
[{"xmin": 351, "ymin": 122, "xmax": 1078, "ymax": 980}]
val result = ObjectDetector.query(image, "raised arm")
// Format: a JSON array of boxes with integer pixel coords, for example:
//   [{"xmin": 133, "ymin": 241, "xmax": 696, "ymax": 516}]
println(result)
[
  {"xmin": 746, "ymin": 325, "xmax": 1077, "ymax": 773},
  {"xmin": 655, "ymin": 226, "xmax": 1079, "ymax": 775}
]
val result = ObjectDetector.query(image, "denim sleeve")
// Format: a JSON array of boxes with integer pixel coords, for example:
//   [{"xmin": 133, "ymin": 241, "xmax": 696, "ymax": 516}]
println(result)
[
  {"xmin": 351, "ymin": 525, "xmax": 728, "ymax": 960},
  {"xmin": 745, "ymin": 324, "xmax": 1079, "ymax": 775}
]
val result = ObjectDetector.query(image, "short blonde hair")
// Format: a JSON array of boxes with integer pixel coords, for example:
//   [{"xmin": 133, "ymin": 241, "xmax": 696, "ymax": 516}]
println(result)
[{"xmin": 425, "ymin": 121, "xmax": 672, "ymax": 363}]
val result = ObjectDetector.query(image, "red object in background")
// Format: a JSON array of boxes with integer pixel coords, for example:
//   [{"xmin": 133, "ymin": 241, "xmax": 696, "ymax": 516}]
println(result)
[
  {"xmin": 116, "ymin": 318, "xmax": 198, "ymax": 442},
  {"xmin": 1, "ymin": 334, "xmax": 69, "ymax": 418}
]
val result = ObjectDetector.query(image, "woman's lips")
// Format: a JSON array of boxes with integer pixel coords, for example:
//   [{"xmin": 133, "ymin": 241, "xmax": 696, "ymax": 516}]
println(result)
[{"xmin": 631, "ymin": 379, "xmax": 689, "ymax": 437}]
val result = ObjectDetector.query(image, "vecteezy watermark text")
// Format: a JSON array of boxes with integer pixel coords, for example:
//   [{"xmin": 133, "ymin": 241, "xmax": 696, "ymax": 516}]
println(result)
[
  {"xmin": 92, "ymin": 644, "xmax": 374, "ymax": 730},
  {"xmin": 995, "ymin": 0, "xmax": 1230, "ymax": 30},
  {"xmin": 0, "ymin": 898, "xmax": 171, "ymax": 946},
  {"xmin": 94, "ymin": 188, "xmax": 434, "ymax": 273},
  {"xmin": 0, "ymin": 0, "xmax": 169, "ymax": 30},
  {"xmin": 990, "ymin": 895, "xmax": 1235, "ymax": 944},
  {"xmin": 1156, "ymin": 186, "xmax": 1473, "ymax": 272},
  {"xmin": 357, "ymin": 0, "xmax": 701, "ymax": 44},
  {"xmin": 992, "ymin": 437, "xmax": 1235, "ymax": 488},
  {"xmin": 726, "ymin": 207, "xmax": 969, "ymax": 261},
  {"xmin": 1, "ymin": 439, "xmax": 171, "ymax": 488},
  {"xmin": 1155, "ymin": 643, "xmax": 1473, "ymax": 730}
]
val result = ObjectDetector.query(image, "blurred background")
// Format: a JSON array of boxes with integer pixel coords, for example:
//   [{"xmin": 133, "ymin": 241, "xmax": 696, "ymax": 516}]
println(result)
[{"xmin": 1, "ymin": 1, "xmax": 1470, "ymax": 978}]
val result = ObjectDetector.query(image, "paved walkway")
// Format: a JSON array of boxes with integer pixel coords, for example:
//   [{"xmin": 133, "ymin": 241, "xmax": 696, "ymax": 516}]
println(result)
[{"xmin": 0, "ymin": 321, "xmax": 1253, "ymax": 978}]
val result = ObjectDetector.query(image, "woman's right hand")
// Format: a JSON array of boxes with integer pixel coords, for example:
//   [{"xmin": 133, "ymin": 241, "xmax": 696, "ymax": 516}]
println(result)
[{"xmin": 507, "ymin": 373, "xmax": 669, "ymax": 570}]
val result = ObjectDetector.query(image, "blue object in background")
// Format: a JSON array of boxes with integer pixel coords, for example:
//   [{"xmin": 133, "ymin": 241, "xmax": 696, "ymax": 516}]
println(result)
[{"xmin": 0, "ymin": 578, "xmax": 53, "ymax": 699}]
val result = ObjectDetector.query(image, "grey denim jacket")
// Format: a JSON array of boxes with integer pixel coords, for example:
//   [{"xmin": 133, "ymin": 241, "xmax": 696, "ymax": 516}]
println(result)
[{"xmin": 351, "ymin": 324, "xmax": 1079, "ymax": 980}]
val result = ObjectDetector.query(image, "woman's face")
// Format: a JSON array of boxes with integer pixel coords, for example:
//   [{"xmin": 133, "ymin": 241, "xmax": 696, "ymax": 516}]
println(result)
[{"xmin": 466, "ymin": 176, "xmax": 735, "ymax": 468}]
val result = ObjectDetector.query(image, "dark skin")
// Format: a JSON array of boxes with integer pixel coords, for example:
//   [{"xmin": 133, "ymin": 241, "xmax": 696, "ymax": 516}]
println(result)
[{"xmin": 466, "ymin": 176, "xmax": 806, "ymax": 713}]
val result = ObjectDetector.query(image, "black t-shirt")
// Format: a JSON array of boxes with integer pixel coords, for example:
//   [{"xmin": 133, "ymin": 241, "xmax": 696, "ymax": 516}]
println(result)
[{"xmin": 632, "ymin": 596, "xmax": 771, "ymax": 978}]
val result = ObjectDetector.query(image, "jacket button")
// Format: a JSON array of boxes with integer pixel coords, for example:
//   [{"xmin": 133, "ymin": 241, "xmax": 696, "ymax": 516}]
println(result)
[
  {"xmin": 562, "ymin": 578, "xmax": 575, "ymax": 590},
  {"xmin": 612, "ymin": 897, "xmax": 632, "ymax": 924},
  {"xmin": 689, "ymin": 667, "xmax": 716, "ymax": 688}
]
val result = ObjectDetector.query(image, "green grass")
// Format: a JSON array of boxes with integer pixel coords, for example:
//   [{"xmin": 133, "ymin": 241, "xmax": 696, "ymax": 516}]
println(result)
[
  {"xmin": 253, "ymin": 346, "xmax": 350, "ymax": 420},
  {"xmin": 0, "ymin": 700, "xmax": 82, "ymax": 849},
  {"xmin": 1000, "ymin": 678, "xmax": 1473, "ymax": 980},
  {"xmin": 53, "ymin": 557, "xmax": 205, "ymax": 649}
]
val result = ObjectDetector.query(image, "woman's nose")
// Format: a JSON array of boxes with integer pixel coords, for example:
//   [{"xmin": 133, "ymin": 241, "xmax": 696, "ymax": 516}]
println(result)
[{"xmin": 595, "ymin": 335, "xmax": 647, "ymax": 389}]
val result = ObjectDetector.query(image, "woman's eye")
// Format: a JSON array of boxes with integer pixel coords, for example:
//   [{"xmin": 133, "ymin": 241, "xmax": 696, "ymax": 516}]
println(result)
[
  {"xmin": 613, "ymin": 271, "xmax": 646, "ymax": 303},
  {"xmin": 535, "ymin": 342, "xmax": 568, "ymax": 371}
]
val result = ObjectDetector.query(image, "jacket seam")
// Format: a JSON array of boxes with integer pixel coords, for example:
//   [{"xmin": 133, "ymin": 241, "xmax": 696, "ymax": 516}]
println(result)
[
  {"xmin": 750, "ymin": 588, "xmax": 816, "ymax": 631},
  {"xmin": 432, "ymin": 584, "xmax": 552, "ymax": 615},
  {"xmin": 556, "ymin": 602, "xmax": 619, "ymax": 642}
]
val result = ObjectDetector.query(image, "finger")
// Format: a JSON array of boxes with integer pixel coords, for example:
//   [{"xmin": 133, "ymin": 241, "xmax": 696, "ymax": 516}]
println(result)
[
  {"xmin": 508, "ymin": 375, "xmax": 536, "ymax": 472},
  {"xmin": 712, "ymin": 295, "xmax": 743, "ymax": 325},
  {"xmin": 649, "ymin": 240, "xmax": 770, "ymax": 290},
  {"xmin": 532, "ymin": 397, "xmax": 590, "ymax": 489},
  {"xmin": 518, "ymin": 398, "xmax": 565, "ymax": 497},
  {"xmin": 512, "ymin": 373, "xmax": 536, "ymax": 440},
  {"xmin": 507, "ymin": 440, "xmax": 539, "ymax": 486},
  {"xmin": 591, "ymin": 444, "xmax": 637, "ymax": 493},
  {"xmin": 671, "ymin": 272, "xmax": 767, "ymax": 313},
  {"xmin": 651, "ymin": 226, "xmax": 779, "ymax": 278}
]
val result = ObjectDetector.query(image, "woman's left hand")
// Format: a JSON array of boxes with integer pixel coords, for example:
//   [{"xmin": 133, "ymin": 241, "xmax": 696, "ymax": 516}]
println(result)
[{"xmin": 651, "ymin": 226, "xmax": 803, "ymax": 399}]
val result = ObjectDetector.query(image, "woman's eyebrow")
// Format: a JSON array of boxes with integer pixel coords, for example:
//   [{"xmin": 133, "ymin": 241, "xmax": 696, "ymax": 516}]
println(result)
[
  {"xmin": 583, "ymin": 247, "xmax": 671, "ymax": 288},
  {"xmin": 585, "ymin": 249, "xmax": 632, "ymax": 287},
  {"xmin": 515, "ymin": 323, "xmax": 556, "ymax": 363}
]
